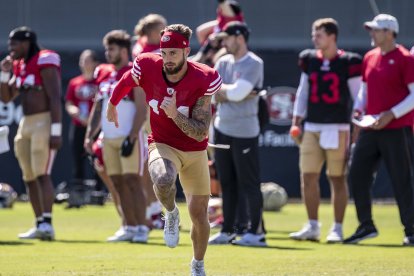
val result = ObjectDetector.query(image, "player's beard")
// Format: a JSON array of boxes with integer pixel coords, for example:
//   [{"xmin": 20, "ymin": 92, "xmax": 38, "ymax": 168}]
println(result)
[
  {"xmin": 164, "ymin": 54, "xmax": 185, "ymax": 75},
  {"xmin": 111, "ymin": 56, "xmax": 122, "ymax": 67}
]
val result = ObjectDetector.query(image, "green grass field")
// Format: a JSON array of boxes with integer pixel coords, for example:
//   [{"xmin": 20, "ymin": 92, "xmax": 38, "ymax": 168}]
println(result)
[{"xmin": 0, "ymin": 201, "xmax": 413, "ymax": 275}]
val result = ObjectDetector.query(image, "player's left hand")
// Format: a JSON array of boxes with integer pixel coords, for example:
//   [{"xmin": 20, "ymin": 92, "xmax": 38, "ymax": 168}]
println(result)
[
  {"xmin": 106, "ymin": 102, "xmax": 119, "ymax": 128},
  {"xmin": 49, "ymin": 136, "xmax": 62, "ymax": 149},
  {"xmin": 371, "ymin": 110, "xmax": 395, "ymax": 130},
  {"xmin": 160, "ymin": 91, "xmax": 178, "ymax": 119}
]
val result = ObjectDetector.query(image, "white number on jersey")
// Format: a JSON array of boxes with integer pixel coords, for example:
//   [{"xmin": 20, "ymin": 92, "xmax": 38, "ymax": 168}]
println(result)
[
  {"xmin": 148, "ymin": 99, "xmax": 189, "ymax": 117},
  {"xmin": 149, "ymin": 99, "xmax": 159, "ymax": 114}
]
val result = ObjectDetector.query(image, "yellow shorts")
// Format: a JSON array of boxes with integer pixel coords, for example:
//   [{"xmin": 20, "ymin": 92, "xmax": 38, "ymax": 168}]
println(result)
[
  {"xmin": 14, "ymin": 112, "xmax": 56, "ymax": 182},
  {"xmin": 299, "ymin": 131, "xmax": 349, "ymax": 177},
  {"xmin": 148, "ymin": 143, "xmax": 210, "ymax": 196},
  {"xmin": 103, "ymin": 132, "xmax": 146, "ymax": 176}
]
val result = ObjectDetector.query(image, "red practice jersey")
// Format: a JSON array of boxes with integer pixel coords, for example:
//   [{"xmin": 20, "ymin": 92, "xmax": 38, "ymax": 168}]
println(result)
[
  {"xmin": 131, "ymin": 53, "xmax": 222, "ymax": 151},
  {"xmin": 132, "ymin": 37, "xmax": 160, "ymax": 59},
  {"xmin": 363, "ymin": 46, "xmax": 414, "ymax": 129},
  {"xmin": 65, "ymin": 75, "xmax": 97, "ymax": 126},
  {"xmin": 95, "ymin": 63, "xmax": 134, "ymax": 101},
  {"xmin": 13, "ymin": 49, "xmax": 61, "ymax": 89}
]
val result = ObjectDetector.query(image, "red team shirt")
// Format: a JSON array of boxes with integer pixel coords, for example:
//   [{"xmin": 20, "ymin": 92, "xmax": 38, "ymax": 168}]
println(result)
[
  {"xmin": 132, "ymin": 37, "xmax": 161, "ymax": 59},
  {"xmin": 13, "ymin": 49, "xmax": 61, "ymax": 89},
  {"xmin": 128, "ymin": 53, "xmax": 222, "ymax": 151},
  {"xmin": 95, "ymin": 63, "xmax": 134, "ymax": 101},
  {"xmin": 65, "ymin": 75, "xmax": 97, "ymax": 126},
  {"xmin": 362, "ymin": 46, "xmax": 414, "ymax": 129}
]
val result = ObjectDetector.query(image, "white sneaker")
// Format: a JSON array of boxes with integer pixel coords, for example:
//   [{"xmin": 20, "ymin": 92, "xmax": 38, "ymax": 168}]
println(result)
[
  {"xmin": 208, "ymin": 232, "xmax": 236, "ymax": 245},
  {"xmin": 191, "ymin": 259, "xmax": 206, "ymax": 276},
  {"xmin": 18, "ymin": 227, "xmax": 42, "ymax": 240},
  {"xmin": 326, "ymin": 226, "xmax": 343, "ymax": 243},
  {"xmin": 132, "ymin": 225, "xmax": 150, "ymax": 243},
  {"xmin": 107, "ymin": 227, "xmax": 136, "ymax": 242},
  {"xmin": 114, "ymin": 226, "xmax": 126, "ymax": 237},
  {"xmin": 232, "ymin": 233, "xmax": 267, "ymax": 247},
  {"xmin": 38, "ymin": 223, "xmax": 55, "ymax": 241},
  {"xmin": 289, "ymin": 223, "xmax": 320, "ymax": 241},
  {"xmin": 163, "ymin": 208, "xmax": 180, "ymax": 248}
]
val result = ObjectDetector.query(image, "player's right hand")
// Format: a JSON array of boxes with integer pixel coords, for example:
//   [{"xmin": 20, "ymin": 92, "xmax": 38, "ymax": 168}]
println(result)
[
  {"xmin": 352, "ymin": 109, "xmax": 362, "ymax": 120},
  {"xmin": 0, "ymin": 56, "xmax": 13, "ymax": 72},
  {"xmin": 49, "ymin": 136, "xmax": 62, "ymax": 150},
  {"xmin": 106, "ymin": 102, "xmax": 119, "ymax": 128},
  {"xmin": 289, "ymin": 125, "xmax": 302, "ymax": 145},
  {"xmin": 84, "ymin": 138, "xmax": 93, "ymax": 155}
]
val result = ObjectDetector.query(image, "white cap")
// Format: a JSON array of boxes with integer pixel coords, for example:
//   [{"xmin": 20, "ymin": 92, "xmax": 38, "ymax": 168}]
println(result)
[{"xmin": 364, "ymin": 14, "xmax": 399, "ymax": 34}]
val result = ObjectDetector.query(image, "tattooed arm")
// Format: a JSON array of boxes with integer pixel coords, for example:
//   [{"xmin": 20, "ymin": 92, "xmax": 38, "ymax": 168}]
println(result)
[
  {"xmin": 161, "ymin": 93, "xmax": 212, "ymax": 142},
  {"xmin": 173, "ymin": 95, "xmax": 212, "ymax": 142}
]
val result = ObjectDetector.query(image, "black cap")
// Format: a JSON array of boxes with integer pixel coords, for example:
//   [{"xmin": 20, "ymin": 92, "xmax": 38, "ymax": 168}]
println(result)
[
  {"xmin": 228, "ymin": 0, "xmax": 242, "ymax": 15},
  {"xmin": 9, "ymin": 26, "xmax": 37, "ymax": 42},
  {"xmin": 216, "ymin": 21, "xmax": 250, "ymax": 41}
]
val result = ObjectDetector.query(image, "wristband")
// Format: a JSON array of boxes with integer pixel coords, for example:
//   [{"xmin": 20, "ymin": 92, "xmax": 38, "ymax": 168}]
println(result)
[
  {"xmin": 0, "ymin": 71, "xmax": 11, "ymax": 83},
  {"xmin": 51, "ymin": 123, "xmax": 62, "ymax": 136}
]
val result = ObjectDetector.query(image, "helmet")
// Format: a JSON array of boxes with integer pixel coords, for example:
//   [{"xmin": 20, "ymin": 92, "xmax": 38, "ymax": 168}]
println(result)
[
  {"xmin": 261, "ymin": 182, "xmax": 288, "ymax": 211},
  {"xmin": 0, "ymin": 183, "xmax": 17, "ymax": 208}
]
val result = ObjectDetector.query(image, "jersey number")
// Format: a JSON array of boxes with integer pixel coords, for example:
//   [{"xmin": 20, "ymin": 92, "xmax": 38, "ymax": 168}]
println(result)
[
  {"xmin": 149, "ymin": 99, "xmax": 160, "ymax": 114},
  {"xmin": 148, "ymin": 99, "xmax": 189, "ymax": 117},
  {"xmin": 309, "ymin": 72, "xmax": 340, "ymax": 104}
]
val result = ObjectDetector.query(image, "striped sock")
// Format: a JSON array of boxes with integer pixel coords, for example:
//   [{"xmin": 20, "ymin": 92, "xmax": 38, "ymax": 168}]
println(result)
[
  {"xmin": 43, "ymin": 213, "xmax": 52, "ymax": 224},
  {"xmin": 36, "ymin": 216, "xmax": 44, "ymax": 227}
]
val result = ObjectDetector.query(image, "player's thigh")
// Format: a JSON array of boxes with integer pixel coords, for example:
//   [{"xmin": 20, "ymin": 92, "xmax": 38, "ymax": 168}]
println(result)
[
  {"xmin": 326, "ymin": 131, "xmax": 349, "ymax": 177},
  {"xmin": 179, "ymin": 150, "xmax": 210, "ymax": 196},
  {"xmin": 14, "ymin": 132, "xmax": 35, "ymax": 182},
  {"xmin": 121, "ymin": 136, "xmax": 145, "ymax": 175},
  {"xmin": 300, "ymin": 131, "xmax": 324, "ymax": 174},
  {"xmin": 148, "ymin": 143, "xmax": 181, "ymax": 171},
  {"xmin": 31, "ymin": 116, "xmax": 53, "ymax": 178},
  {"xmin": 103, "ymin": 138, "xmax": 123, "ymax": 176}
]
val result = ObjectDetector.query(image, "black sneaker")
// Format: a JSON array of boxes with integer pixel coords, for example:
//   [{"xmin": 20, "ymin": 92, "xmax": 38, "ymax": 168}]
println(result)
[
  {"xmin": 343, "ymin": 223, "xmax": 378, "ymax": 244},
  {"xmin": 403, "ymin": 235, "xmax": 414, "ymax": 246}
]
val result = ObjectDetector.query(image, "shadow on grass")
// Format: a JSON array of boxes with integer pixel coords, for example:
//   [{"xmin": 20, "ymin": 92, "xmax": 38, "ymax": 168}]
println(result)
[
  {"xmin": 0, "ymin": 240, "xmax": 33, "ymax": 246},
  {"xmin": 139, "ymin": 241, "xmax": 190, "ymax": 247},
  {"xmin": 266, "ymin": 236, "xmax": 294, "ymax": 241},
  {"xmin": 232, "ymin": 244, "xmax": 312, "ymax": 250},
  {"xmin": 55, "ymin": 239, "xmax": 104, "ymax": 244},
  {"xmin": 342, "ymin": 243, "xmax": 405, "ymax": 248},
  {"xmin": 265, "ymin": 230, "xmax": 295, "ymax": 235},
  {"xmin": 55, "ymin": 239, "xmax": 193, "ymax": 247}
]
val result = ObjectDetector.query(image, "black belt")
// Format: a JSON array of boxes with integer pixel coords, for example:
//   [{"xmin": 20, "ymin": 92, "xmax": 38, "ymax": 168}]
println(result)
[{"xmin": 19, "ymin": 85, "xmax": 43, "ymax": 92}]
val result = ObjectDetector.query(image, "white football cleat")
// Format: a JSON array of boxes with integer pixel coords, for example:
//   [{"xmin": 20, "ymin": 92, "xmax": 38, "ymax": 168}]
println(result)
[
  {"xmin": 191, "ymin": 259, "xmax": 206, "ymax": 276},
  {"xmin": 107, "ymin": 227, "xmax": 136, "ymax": 242},
  {"xmin": 208, "ymin": 232, "xmax": 236, "ymax": 245},
  {"xmin": 326, "ymin": 225, "xmax": 343, "ymax": 243},
  {"xmin": 132, "ymin": 225, "xmax": 150, "ymax": 243},
  {"xmin": 114, "ymin": 226, "xmax": 126, "ymax": 237},
  {"xmin": 289, "ymin": 223, "xmax": 320, "ymax": 241},
  {"xmin": 18, "ymin": 227, "xmax": 42, "ymax": 240},
  {"xmin": 232, "ymin": 233, "xmax": 267, "ymax": 247},
  {"xmin": 163, "ymin": 208, "xmax": 180, "ymax": 248},
  {"xmin": 38, "ymin": 222, "xmax": 55, "ymax": 241}
]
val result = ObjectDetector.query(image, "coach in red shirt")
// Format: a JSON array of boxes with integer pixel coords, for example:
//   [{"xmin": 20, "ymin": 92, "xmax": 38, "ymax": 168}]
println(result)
[{"xmin": 344, "ymin": 14, "xmax": 414, "ymax": 246}]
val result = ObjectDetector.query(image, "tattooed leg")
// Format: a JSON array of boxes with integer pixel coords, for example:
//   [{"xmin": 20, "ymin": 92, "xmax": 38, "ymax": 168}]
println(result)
[{"xmin": 149, "ymin": 158, "xmax": 177, "ymax": 211}]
